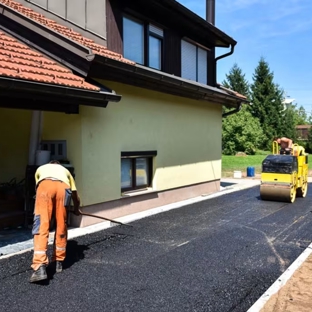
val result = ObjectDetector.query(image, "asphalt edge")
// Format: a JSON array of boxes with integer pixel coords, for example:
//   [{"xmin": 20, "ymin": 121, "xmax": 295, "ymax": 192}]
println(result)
[
  {"xmin": 247, "ymin": 243, "xmax": 312, "ymax": 312},
  {"xmin": 0, "ymin": 181, "xmax": 257, "ymax": 260}
]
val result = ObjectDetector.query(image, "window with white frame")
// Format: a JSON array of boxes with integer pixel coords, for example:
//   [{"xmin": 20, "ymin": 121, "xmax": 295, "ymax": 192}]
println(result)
[
  {"xmin": 123, "ymin": 16, "xmax": 163, "ymax": 70},
  {"xmin": 181, "ymin": 40, "xmax": 208, "ymax": 84},
  {"xmin": 40, "ymin": 140, "xmax": 67, "ymax": 160},
  {"xmin": 121, "ymin": 151, "xmax": 156, "ymax": 192}
]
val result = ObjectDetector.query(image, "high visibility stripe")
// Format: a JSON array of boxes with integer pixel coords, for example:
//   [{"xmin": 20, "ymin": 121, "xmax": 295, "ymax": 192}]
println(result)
[
  {"xmin": 34, "ymin": 251, "xmax": 46, "ymax": 254},
  {"xmin": 56, "ymin": 247, "xmax": 66, "ymax": 251}
]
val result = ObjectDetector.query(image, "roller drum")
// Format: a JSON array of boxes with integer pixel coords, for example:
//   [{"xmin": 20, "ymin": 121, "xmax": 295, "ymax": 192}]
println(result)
[{"xmin": 260, "ymin": 184, "xmax": 295, "ymax": 203}]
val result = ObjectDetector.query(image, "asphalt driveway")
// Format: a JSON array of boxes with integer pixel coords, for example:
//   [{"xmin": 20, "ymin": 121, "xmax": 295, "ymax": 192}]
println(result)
[{"xmin": 1, "ymin": 185, "xmax": 312, "ymax": 312}]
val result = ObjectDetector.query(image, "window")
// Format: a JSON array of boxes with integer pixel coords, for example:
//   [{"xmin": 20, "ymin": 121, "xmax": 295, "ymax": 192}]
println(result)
[
  {"xmin": 123, "ymin": 17, "xmax": 144, "ymax": 64},
  {"xmin": 121, "ymin": 151, "xmax": 156, "ymax": 192},
  {"xmin": 181, "ymin": 40, "xmax": 208, "ymax": 84},
  {"xmin": 123, "ymin": 16, "xmax": 163, "ymax": 70},
  {"xmin": 40, "ymin": 140, "xmax": 67, "ymax": 160}
]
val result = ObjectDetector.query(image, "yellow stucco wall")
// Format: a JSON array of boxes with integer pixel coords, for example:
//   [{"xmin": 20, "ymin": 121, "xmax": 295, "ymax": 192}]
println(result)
[
  {"xmin": 0, "ymin": 108, "xmax": 32, "ymax": 183},
  {"xmin": 80, "ymin": 81, "xmax": 223, "ymax": 206},
  {"xmin": 0, "ymin": 85, "xmax": 222, "ymax": 208}
]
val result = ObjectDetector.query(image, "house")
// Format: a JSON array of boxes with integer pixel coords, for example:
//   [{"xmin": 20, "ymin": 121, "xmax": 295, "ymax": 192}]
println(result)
[
  {"xmin": 0, "ymin": 0, "xmax": 247, "ymax": 229},
  {"xmin": 296, "ymin": 125, "xmax": 312, "ymax": 140}
]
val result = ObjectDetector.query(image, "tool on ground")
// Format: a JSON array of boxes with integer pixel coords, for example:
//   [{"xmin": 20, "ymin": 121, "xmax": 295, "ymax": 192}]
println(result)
[
  {"xmin": 260, "ymin": 141, "xmax": 308, "ymax": 203},
  {"xmin": 70, "ymin": 209, "xmax": 133, "ymax": 227}
]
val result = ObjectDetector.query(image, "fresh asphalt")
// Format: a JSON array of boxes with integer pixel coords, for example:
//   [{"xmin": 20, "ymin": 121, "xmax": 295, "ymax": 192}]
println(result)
[{"xmin": 1, "ymin": 184, "xmax": 312, "ymax": 312}]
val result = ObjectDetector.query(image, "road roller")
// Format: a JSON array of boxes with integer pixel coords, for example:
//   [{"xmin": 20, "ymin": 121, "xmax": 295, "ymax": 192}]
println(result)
[{"xmin": 260, "ymin": 141, "xmax": 308, "ymax": 203}]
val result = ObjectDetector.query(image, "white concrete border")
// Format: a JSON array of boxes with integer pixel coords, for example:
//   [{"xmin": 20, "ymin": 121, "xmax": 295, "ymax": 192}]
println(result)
[{"xmin": 247, "ymin": 243, "xmax": 312, "ymax": 312}]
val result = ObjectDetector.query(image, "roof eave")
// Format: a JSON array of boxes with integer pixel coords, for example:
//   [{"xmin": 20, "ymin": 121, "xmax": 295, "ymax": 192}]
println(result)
[
  {"xmin": 0, "ymin": 76, "xmax": 122, "ymax": 108},
  {"xmin": 124, "ymin": 0, "xmax": 236, "ymax": 48},
  {"xmin": 159, "ymin": 0, "xmax": 237, "ymax": 47},
  {"xmin": 91, "ymin": 55, "xmax": 246, "ymax": 108}
]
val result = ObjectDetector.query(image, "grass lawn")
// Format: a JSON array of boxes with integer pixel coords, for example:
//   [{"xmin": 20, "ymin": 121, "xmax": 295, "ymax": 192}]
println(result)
[{"xmin": 222, "ymin": 152, "xmax": 269, "ymax": 178}]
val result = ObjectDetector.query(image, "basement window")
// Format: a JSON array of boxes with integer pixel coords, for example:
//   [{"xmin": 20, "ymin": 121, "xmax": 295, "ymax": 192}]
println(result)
[{"xmin": 121, "ymin": 151, "xmax": 156, "ymax": 192}]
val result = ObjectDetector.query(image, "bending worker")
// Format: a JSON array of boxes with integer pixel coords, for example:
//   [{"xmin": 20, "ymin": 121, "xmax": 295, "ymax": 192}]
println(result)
[
  {"xmin": 273, "ymin": 137, "xmax": 293, "ymax": 154},
  {"xmin": 30, "ymin": 160, "xmax": 80, "ymax": 283}
]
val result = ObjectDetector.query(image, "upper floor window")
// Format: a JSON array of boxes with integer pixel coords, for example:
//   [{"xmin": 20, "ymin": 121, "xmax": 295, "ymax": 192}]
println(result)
[
  {"xmin": 181, "ymin": 40, "xmax": 207, "ymax": 84},
  {"xmin": 123, "ymin": 16, "xmax": 163, "ymax": 70}
]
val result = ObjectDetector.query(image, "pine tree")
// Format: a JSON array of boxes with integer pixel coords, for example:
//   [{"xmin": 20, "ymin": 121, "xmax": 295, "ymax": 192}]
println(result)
[
  {"xmin": 250, "ymin": 58, "xmax": 284, "ymax": 149},
  {"xmin": 222, "ymin": 64, "xmax": 264, "ymax": 155},
  {"xmin": 222, "ymin": 63, "xmax": 250, "ymax": 97}
]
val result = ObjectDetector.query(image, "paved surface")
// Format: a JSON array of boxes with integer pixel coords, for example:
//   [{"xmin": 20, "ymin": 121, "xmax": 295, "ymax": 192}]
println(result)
[{"xmin": 1, "ymin": 177, "xmax": 312, "ymax": 312}]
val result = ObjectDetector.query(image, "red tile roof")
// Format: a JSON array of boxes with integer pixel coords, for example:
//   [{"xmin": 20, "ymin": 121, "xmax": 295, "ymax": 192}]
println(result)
[
  {"xmin": 216, "ymin": 83, "xmax": 248, "ymax": 101},
  {"xmin": 296, "ymin": 125, "xmax": 312, "ymax": 129},
  {"xmin": 0, "ymin": 0, "xmax": 134, "ymax": 65},
  {"xmin": 0, "ymin": 31, "xmax": 100, "ymax": 90},
  {"xmin": 0, "ymin": 0, "xmax": 246, "ymax": 102}
]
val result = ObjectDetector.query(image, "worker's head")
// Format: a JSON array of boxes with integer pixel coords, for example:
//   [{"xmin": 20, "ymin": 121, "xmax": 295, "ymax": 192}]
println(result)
[
  {"xmin": 273, "ymin": 137, "xmax": 280, "ymax": 143},
  {"xmin": 49, "ymin": 160, "xmax": 60, "ymax": 164}
]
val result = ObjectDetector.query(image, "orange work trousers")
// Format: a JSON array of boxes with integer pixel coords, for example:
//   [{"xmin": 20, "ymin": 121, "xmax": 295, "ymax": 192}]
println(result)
[{"xmin": 31, "ymin": 179, "xmax": 69, "ymax": 270}]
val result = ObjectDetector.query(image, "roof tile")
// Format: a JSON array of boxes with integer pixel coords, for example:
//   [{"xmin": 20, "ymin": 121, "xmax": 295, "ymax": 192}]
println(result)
[
  {"xmin": 0, "ymin": 31, "xmax": 100, "ymax": 90},
  {"xmin": 0, "ymin": 0, "xmax": 134, "ymax": 65}
]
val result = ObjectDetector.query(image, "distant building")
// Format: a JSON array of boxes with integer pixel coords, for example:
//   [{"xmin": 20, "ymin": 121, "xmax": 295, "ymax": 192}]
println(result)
[{"xmin": 296, "ymin": 125, "xmax": 312, "ymax": 140}]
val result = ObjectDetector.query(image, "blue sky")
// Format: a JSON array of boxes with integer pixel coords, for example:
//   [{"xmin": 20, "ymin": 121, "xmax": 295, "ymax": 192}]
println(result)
[{"xmin": 178, "ymin": 0, "xmax": 312, "ymax": 115}]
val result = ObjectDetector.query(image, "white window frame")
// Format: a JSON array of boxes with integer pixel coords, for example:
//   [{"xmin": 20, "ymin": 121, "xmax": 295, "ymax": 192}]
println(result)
[{"xmin": 40, "ymin": 140, "xmax": 67, "ymax": 160}]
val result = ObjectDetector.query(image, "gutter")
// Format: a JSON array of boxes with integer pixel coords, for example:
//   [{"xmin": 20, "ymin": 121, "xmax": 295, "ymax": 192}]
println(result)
[
  {"xmin": 218, "ymin": 84, "xmax": 248, "ymax": 118},
  {"xmin": 93, "ymin": 55, "xmax": 244, "ymax": 106},
  {"xmin": 0, "ymin": 77, "xmax": 122, "ymax": 107}
]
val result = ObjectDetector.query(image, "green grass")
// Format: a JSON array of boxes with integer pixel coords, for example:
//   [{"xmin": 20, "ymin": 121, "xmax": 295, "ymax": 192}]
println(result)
[{"xmin": 222, "ymin": 151, "xmax": 270, "ymax": 177}]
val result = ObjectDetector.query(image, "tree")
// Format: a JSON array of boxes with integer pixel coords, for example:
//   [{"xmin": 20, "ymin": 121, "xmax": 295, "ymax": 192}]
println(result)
[
  {"xmin": 279, "ymin": 105, "xmax": 297, "ymax": 141},
  {"xmin": 249, "ymin": 58, "xmax": 285, "ymax": 149},
  {"xmin": 222, "ymin": 64, "xmax": 264, "ymax": 155},
  {"xmin": 222, "ymin": 63, "xmax": 250, "ymax": 97},
  {"xmin": 294, "ymin": 105, "xmax": 308, "ymax": 125},
  {"xmin": 222, "ymin": 107, "xmax": 265, "ymax": 155}
]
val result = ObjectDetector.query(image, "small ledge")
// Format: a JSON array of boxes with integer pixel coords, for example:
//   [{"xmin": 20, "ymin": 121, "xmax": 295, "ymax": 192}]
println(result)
[{"xmin": 121, "ymin": 187, "xmax": 155, "ymax": 198}]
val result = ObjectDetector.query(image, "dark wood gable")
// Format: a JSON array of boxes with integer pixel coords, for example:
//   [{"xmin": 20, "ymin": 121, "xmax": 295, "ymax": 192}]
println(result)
[{"xmin": 106, "ymin": 0, "xmax": 182, "ymax": 77}]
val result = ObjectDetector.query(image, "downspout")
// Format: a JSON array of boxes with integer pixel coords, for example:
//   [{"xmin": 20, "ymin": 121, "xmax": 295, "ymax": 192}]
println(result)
[
  {"xmin": 217, "ymin": 44, "xmax": 239, "ymax": 117},
  {"xmin": 222, "ymin": 103, "xmax": 242, "ymax": 118},
  {"xmin": 215, "ymin": 43, "xmax": 235, "ymax": 64},
  {"xmin": 28, "ymin": 111, "xmax": 43, "ymax": 165}
]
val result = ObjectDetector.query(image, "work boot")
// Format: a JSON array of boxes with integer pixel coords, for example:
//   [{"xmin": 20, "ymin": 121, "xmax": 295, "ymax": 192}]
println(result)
[
  {"xmin": 29, "ymin": 265, "xmax": 47, "ymax": 283},
  {"xmin": 56, "ymin": 261, "xmax": 62, "ymax": 273}
]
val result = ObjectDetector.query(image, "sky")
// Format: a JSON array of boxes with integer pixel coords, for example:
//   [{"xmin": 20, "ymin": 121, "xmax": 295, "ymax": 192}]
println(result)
[{"xmin": 178, "ymin": 0, "xmax": 312, "ymax": 115}]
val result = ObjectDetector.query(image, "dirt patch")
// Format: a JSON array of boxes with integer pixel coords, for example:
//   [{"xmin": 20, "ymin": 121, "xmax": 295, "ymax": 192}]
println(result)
[{"xmin": 260, "ymin": 253, "xmax": 312, "ymax": 312}]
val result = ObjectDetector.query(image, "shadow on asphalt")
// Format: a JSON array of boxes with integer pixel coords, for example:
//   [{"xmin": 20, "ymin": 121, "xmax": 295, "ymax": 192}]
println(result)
[
  {"xmin": 29, "ymin": 240, "xmax": 89, "ymax": 285},
  {"xmin": 63, "ymin": 240, "xmax": 89, "ymax": 270}
]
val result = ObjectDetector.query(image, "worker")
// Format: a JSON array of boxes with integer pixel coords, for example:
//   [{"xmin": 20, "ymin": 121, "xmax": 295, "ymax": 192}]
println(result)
[
  {"xmin": 273, "ymin": 137, "xmax": 293, "ymax": 154},
  {"xmin": 29, "ymin": 160, "xmax": 81, "ymax": 283}
]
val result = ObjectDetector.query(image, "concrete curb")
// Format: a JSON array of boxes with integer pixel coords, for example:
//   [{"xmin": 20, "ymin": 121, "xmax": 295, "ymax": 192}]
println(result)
[
  {"xmin": 0, "ymin": 180, "xmax": 258, "ymax": 259},
  {"xmin": 247, "ymin": 242, "xmax": 312, "ymax": 312}
]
